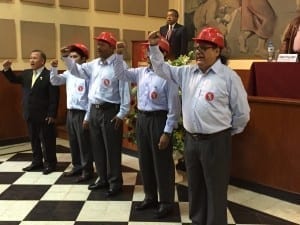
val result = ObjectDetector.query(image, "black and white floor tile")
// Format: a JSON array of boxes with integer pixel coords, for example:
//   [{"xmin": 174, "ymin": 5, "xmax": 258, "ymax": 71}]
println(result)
[{"xmin": 0, "ymin": 139, "xmax": 299, "ymax": 225}]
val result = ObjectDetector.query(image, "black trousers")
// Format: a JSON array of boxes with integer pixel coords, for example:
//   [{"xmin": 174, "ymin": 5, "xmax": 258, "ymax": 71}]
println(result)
[
  {"xmin": 89, "ymin": 104, "xmax": 123, "ymax": 190},
  {"xmin": 67, "ymin": 109, "xmax": 93, "ymax": 175},
  {"xmin": 184, "ymin": 129, "xmax": 231, "ymax": 225},
  {"xmin": 136, "ymin": 111, "xmax": 175, "ymax": 203},
  {"xmin": 27, "ymin": 119, "xmax": 57, "ymax": 168}
]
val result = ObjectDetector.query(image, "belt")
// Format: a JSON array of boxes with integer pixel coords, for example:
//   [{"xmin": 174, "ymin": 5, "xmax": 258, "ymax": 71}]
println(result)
[
  {"xmin": 92, "ymin": 102, "xmax": 119, "ymax": 110},
  {"xmin": 186, "ymin": 128, "xmax": 231, "ymax": 140},
  {"xmin": 138, "ymin": 110, "xmax": 168, "ymax": 117},
  {"xmin": 68, "ymin": 109, "xmax": 86, "ymax": 113}
]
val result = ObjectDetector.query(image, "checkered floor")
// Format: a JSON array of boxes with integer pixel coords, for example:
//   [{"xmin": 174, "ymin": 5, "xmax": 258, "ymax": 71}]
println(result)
[{"xmin": 0, "ymin": 140, "xmax": 299, "ymax": 225}]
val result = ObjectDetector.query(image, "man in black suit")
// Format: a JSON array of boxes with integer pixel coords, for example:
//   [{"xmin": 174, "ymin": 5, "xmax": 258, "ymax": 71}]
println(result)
[
  {"xmin": 160, "ymin": 9, "xmax": 188, "ymax": 60},
  {"xmin": 2, "ymin": 49, "xmax": 59, "ymax": 175}
]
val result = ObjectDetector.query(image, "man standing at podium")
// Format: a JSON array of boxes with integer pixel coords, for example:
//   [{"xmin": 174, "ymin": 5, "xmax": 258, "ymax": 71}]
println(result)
[{"xmin": 160, "ymin": 9, "xmax": 188, "ymax": 59}]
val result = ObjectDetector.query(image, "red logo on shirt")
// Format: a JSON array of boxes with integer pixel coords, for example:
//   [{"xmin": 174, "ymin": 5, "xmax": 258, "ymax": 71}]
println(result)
[
  {"xmin": 205, "ymin": 92, "xmax": 214, "ymax": 101},
  {"xmin": 78, "ymin": 85, "xmax": 83, "ymax": 92},
  {"xmin": 103, "ymin": 79, "xmax": 110, "ymax": 86},
  {"xmin": 150, "ymin": 91, "xmax": 158, "ymax": 99}
]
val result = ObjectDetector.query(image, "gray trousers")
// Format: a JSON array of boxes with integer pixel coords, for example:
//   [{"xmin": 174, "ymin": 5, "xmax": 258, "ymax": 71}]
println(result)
[
  {"xmin": 184, "ymin": 129, "xmax": 231, "ymax": 225},
  {"xmin": 136, "ymin": 112, "xmax": 175, "ymax": 203},
  {"xmin": 89, "ymin": 104, "xmax": 123, "ymax": 190},
  {"xmin": 67, "ymin": 109, "xmax": 93, "ymax": 175}
]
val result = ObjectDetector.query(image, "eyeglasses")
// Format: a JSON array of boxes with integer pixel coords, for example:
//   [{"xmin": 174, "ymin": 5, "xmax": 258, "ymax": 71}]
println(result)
[{"xmin": 194, "ymin": 45, "xmax": 214, "ymax": 52}]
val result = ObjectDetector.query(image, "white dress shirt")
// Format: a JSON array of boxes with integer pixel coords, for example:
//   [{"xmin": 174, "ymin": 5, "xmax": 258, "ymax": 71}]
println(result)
[{"xmin": 149, "ymin": 45, "xmax": 250, "ymax": 135}]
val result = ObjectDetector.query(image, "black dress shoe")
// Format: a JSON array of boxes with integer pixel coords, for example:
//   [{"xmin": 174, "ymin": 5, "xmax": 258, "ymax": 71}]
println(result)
[
  {"xmin": 76, "ymin": 174, "xmax": 93, "ymax": 183},
  {"xmin": 64, "ymin": 168, "xmax": 82, "ymax": 177},
  {"xmin": 154, "ymin": 203, "xmax": 173, "ymax": 219},
  {"xmin": 22, "ymin": 163, "xmax": 43, "ymax": 171},
  {"xmin": 105, "ymin": 187, "xmax": 122, "ymax": 197},
  {"xmin": 135, "ymin": 199, "xmax": 158, "ymax": 211},
  {"xmin": 43, "ymin": 166, "xmax": 56, "ymax": 175},
  {"xmin": 88, "ymin": 180, "xmax": 109, "ymax": 190}
]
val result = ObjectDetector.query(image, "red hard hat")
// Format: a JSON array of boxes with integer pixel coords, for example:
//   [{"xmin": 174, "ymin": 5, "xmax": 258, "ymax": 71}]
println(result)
[
  {"xmin": 94, "ymin": 32, "xmax": 117, "ymax": 48},
  {"xmin": 158, "ymin": 37, "xmax": 170, "ymax": 53},
  {"xmin": 141, "ymin": 37, "xmax": 170, "ymax": 54},
  {"xmin": 192, "ymin": 27, "xmax": 225, "ymax": 49},
  {"xmin": 69, "ymin": 43, "xmax": 89, "ymax": 59}
]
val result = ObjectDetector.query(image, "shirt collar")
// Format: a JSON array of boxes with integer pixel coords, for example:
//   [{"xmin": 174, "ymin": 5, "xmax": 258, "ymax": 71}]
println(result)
[
  {"xmin": 99, "ymin": 54, "xmax": 115, "ymax": 65},
  {"xmin": 193, "ymin": 59, "xmax": 222, "ymax": 75},
  {"xmin": 35, "ymin": 67, "xmax": 44, "ymax": 75},
  {"xmin": 210, "ymin": 59, "xmax": 223, "ymax": 74},
  {"xmin": 145, "ymin": 65, "xmax": 154, "ymax": 73},
  {"xmin": 169, "ymin": 23, "xmax": 176, "ymax": 29}
]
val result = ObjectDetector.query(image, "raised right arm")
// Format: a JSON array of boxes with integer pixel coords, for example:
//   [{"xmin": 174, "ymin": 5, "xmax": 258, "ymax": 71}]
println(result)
[
  {"xmin": 1, "ymin": 60, "xmax": 23, "ymax": 84},
  {"xmin": 60, "ymin": 46, "xmax": 90, "ymax": 80},
  {"xmin": 50, "ymin": 59, "xmax": 67, "ymax": 86}
]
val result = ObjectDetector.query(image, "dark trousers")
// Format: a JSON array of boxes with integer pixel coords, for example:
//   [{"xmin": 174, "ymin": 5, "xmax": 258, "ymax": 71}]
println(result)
[
  {"xmin": 136, "ymin": 112, "xmax": 175, "ymax": 203},
  {"xmin": 89, "ymin": 104, "xmax": 123, "ymax": 190},
  {"xmin": 27, "ymin": 119, "xmax": 57, "ymax": 168},
  {"xmin": 67, "ymin": 110, "xmax": 93, "ymax": 175},
  {"xmin": 184, "ymin": 129, "xmax": 231, "ymax": 225}
]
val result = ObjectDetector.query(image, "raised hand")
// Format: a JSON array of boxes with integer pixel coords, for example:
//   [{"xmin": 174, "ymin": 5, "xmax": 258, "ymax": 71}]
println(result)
[
  {"xmin": 148, "ymin": 31, "xmax": 161, "ymax": 46},
  {"xmin": 60, "ymin": 46, "xmax": 71, "ymax": 57},
  {"xmin": 2, "ymin": 60, "xmax": 12, "ymax": 70},
  {"xmin": 50, "ymin": 59, "xmax": 58, "ymax": 67},
  {"xmin": 116, "ymin": 42, "xmax": 126, "ymax": 55}
]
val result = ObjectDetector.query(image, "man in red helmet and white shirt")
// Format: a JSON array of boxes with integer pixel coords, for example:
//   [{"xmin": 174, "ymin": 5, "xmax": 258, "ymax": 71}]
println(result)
[
  {"xmin": 148, "ymin": 27, "xmax": 250, "ymax": 225},
  {"xmin": 50, "ymin": 43, "xmax": 94, "ymax": 183},
  {"xmin": 61, "ymin": 32, "xmax": 130, "ymax": 197},
  {"xmin": 114, "ymin": 37, "xmax": 181, "ymax": 219}
]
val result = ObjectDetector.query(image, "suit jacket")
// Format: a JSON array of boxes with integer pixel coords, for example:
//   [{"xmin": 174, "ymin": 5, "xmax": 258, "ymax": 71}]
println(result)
[
  {"xmin": 2, "ymin": 68, "xmax": 59, "ymax": 122},
  {"xmin": 160, "ymin": 23, "xmax": 188, "ymax": 59}
]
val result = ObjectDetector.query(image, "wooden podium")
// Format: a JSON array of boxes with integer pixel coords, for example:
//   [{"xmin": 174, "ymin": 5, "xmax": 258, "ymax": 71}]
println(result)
[
  {"xmin": 231, "ymin": 63, "xmax": 300, "ymax": 195},
  {"xmin": 248, "ymin": 62, "xmax": 300, "ymax": 99}
]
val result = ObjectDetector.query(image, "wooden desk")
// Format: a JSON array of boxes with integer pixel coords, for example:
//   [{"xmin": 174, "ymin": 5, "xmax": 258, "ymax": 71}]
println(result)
[
  {"xmin": 231, "ymin": 65, "xmax": 300, "ymax": 195},
  {"xmin": 249, "ymin": 62, "xmax": 300, "ymax": 99},
  {"xmin": 232, "ymin": 96, "xmax": 300, "ymax": 194}
]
